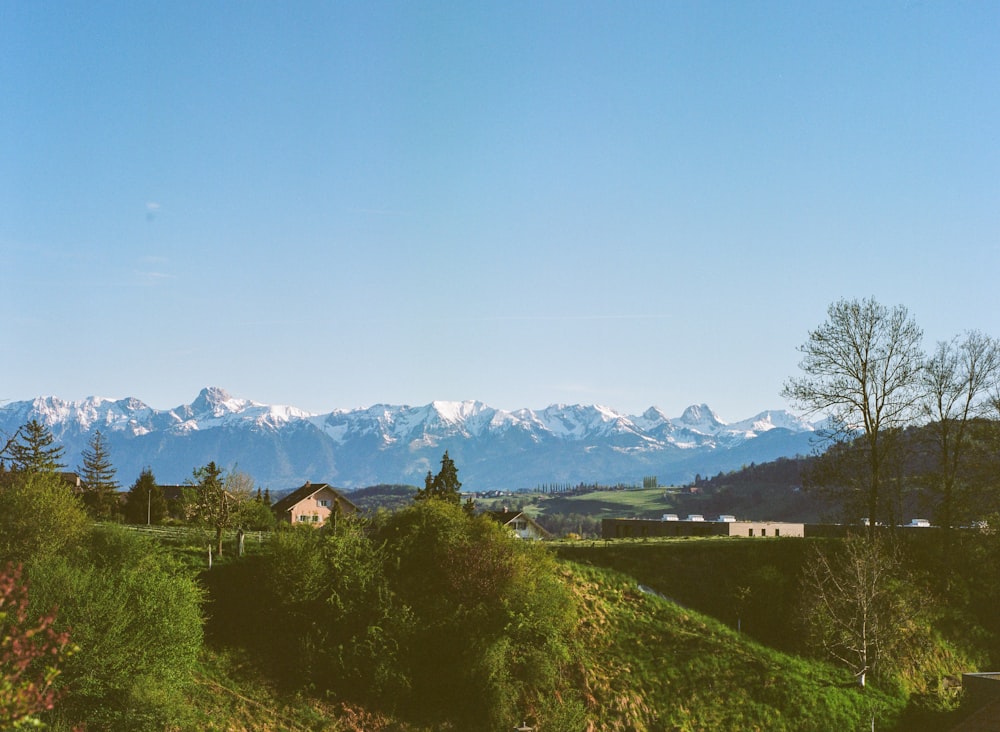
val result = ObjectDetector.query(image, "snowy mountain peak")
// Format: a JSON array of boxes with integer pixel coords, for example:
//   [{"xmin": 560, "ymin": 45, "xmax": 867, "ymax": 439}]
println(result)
[
  {"xmin": 190, "ymin": 387, "xmax": 241, "ymax": 416},
  {"xmin": 729, "ymin": 410, "xmax": 815, "ymax": 435},
  {"xmin": 675, "ymin": 404, "xmax": 725, "ymax": 433},
  {"xmin": 429, "ymin": 400, "xmax": 491, "ymax": 424}
]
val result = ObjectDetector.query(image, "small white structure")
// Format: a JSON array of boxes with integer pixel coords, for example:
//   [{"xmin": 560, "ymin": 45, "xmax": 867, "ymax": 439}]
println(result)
[
  {"xmin": 661, "ymin": 513, "xmax": 679, "ymax": 521},
  {"xmin": 687, "ymin": 514, "xmax": 705, "ymax": 522},
  {"xmin": 716, "ymin": 514, "xmax": 736, "ymax": 523},
  {"xmin": 905, "ymin": 518, "xmax": 932, "ymax": 528}
]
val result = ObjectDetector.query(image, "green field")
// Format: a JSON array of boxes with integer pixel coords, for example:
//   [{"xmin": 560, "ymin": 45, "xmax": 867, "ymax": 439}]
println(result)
[{"xmin": 481, "ymin": 486, "xmax": 677, "ymax": 521}]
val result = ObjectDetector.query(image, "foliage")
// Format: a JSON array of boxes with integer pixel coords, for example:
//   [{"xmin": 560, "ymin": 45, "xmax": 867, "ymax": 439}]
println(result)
[
  {"xmin": 77, "ymin": 430, "xmax": 120, "ymax": 520},
  {"xmin": 535, "ymin": 511, "xmax": 602, "ymax": 539},
  {"xmin": 0, "ymin": 563, "xmax": 72, "ymax": 729},
  {"xmin": 185, "ymin": 463, "xmax": 252, "ymax": 555},
  {"xmin": 239, "ymin": 500, "xmax": 581, "ymax": 730},
  {"xmin": 238, "ymin": 492, "xmax": 277, "ymax": 531},
  {"xmin": 28, "ymin": 526, "xmax": 204, "ymax": 730},
  {"xmin": 414, "ymin": 450, "xmax": 462, "ymax": 505},
  {"xmin": 374, "ymin": 500, "xmax": 581, "ymax": 730},
  {"xmin": 2, "ymin": 420, "xmax": 66, "ymax": 475},
  {"xmin": 123, "ymin": 467, "xmax": 168, "ymax": 524},
  {"xmin": 344, "ymin": 483, "xmax": 418, "ymax": 514},
  {"xmin": 0, "ymin": 471, "xmax": 90, "ymax": 564}
]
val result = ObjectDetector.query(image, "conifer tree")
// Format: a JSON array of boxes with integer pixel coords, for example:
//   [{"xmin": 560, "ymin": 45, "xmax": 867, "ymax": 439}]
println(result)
[
  {"xmin": 415, "ymin": 451, "xmax": 462, "ymax": 505},
  {"xmin": 4, "ymin": 420, "xmax": 65, "ymax": 475},
  {"xmin": 124, "ymin": 468, "xmax": 167, "ymax": 525},
  {"xmin": 78, "ymin": 430, "xmax": 120, "ymax": 519}
]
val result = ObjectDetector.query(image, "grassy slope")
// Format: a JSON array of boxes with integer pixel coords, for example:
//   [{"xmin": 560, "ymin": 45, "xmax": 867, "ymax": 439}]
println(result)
[
  {"xmin": 185, "ymin": 543, "xmax": 907, "ymax": 731},
  {"xmin": 562, "ymin": 561, "xmax": 905, "ymax": 731}
]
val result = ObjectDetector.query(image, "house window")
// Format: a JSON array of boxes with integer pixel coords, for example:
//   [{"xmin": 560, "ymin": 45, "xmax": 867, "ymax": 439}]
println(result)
[
  {"xmin": 311, "ymin": 515, "xmax": 319, "ymax": 523},
  {"xmin": 515, "ymin": 521, "xmax": 526, "ymax": 531},
  {"xmin": 318, "ymin": 499, "xmax": 330, "ymax": 507},
  {"xmin": 298, "ymin": 515, "xmax": 309, "ymax": 522},
  {"xmin": 761, "ymin": 528, "xmax": 767, "ymax": 536},
  {"xmin": 748, "ymin": 528, "xmax": 754, "ymax": 537},
  {"xmin": 774, "ymin": 528, "xmax": 780, "ymax": 537}
]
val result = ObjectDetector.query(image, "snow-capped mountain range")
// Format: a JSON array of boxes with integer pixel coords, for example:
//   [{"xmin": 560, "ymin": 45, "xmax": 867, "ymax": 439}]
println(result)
[{"xmin": 0, "ymin": 387, "xmax": 821, "ymax": 492}]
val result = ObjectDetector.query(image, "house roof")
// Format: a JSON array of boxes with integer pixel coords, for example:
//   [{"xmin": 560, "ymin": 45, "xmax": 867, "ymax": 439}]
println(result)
[
  {"xmin": 484, "ymin": 510, "xmax": 552, "ymax": 537},
  {"xmin": 271, "ymin": 482, "xmax": 358, "ymax": 515}
]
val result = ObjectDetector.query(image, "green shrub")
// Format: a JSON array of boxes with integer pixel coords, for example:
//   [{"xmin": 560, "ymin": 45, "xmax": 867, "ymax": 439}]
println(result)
[
  {"xmin": 28, "ymin": 526, "xmax": 204, "ymax": 731},
  {"xmin": 0, "ymin": 472, "xmax": 90, "ymax": 563}
]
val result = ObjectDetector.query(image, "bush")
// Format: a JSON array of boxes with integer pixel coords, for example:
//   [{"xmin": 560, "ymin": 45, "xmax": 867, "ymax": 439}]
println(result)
[
  {"xmin": 375, "ymin": 500, "xmax": 581, "ymax": 730},
  {"xmin": 0, "ymin": 472, "xmax": 90, "ymax": 563},
  {"xmin": 247, "ymin": 502, "xmax": 583, "ymax": 730},
  {"xmin": 28, "ymin": 526, "xmax": 204, "ymax": 730}
]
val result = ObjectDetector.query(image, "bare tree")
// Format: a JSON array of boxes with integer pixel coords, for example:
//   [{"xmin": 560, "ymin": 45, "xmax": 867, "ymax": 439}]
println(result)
[
  {"xmin": 921, "ymin": 331, "xmax": 1000, "ymax": 531},
  {"xmin": 783, "ymin": 297, "xmax": 924, "ymax": 532},
  {"xmin": 800, "ymin": 533, "xmax": 921, "ymax": 688}
]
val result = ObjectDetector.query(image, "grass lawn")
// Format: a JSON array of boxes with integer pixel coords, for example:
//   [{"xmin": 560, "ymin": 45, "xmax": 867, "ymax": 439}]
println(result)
[{"xmin": 533, "ymin": 486, "xmax": 677, "ymax": 519}]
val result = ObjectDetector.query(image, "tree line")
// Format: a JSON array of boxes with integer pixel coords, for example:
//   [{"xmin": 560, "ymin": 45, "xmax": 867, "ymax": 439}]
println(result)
[{"xmin": 784, "ymin": 296, "xmax": 1000, "ymax": 534}]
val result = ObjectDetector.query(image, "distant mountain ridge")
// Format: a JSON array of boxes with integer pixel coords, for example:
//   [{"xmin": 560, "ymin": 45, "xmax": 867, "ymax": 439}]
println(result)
[{"xmin": 0, "ymin": 387, "xmax": 822, "ymax": 491}]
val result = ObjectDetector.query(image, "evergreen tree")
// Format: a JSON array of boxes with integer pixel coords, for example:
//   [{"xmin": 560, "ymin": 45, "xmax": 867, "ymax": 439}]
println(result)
[
  {"xmin": 77, "ymin": 430, "xmax": 120, "ymax": 520},
  {"xmin": 4, "ymin": 420, "xmax": 65, "ymax": 475},
  {"xmin": 415, "ymin": 450, "xmax": 462, "ymax": 505},
  {"xmin": 124, "ymin": 468, "xmax": 167, "ymax": 525}
]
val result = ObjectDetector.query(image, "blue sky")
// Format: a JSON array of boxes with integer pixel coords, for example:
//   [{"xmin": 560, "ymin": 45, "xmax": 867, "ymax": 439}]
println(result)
[{"xmin": 3, "ymin": 1, "xmax": 998, "ymax": 420}]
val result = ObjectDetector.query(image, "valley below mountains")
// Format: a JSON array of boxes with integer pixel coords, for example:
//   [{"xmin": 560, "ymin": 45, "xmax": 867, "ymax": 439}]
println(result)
[{"xmin": 1, "ymin": 387, "xmax": 821, "ymax": 491}]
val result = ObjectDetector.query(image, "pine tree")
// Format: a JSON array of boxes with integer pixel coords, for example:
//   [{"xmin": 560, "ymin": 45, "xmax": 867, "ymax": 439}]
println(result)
[
  {"xmin": 415, "ymin": 451, "xmax": 462, "ymax": 505},
  {"xmin": 5, "ymin": 420, "xmax": 65, "ymax": 475},
  {"xmin": 124, "ymin": 468, "xmax": 167, "ymax": 525},
  {"xmin": 78, "ymin": 430, "xmax": 120, "ymax": 519}
]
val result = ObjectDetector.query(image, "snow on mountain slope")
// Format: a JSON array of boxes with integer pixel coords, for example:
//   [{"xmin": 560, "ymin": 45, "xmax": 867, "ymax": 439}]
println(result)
[
  {"xmin": 728, "ymin": 410, "xmax": 815, "ymax": 436},
  {"xmin": 0, "ymin": 388, "xmax": 817, "ymax": 489}
]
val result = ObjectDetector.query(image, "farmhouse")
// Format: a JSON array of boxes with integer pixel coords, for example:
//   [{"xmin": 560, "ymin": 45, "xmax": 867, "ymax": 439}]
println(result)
[
  {"xmin": 272, "ymin": 481, "xmax": 358, "ymax": 525},
  {"xmin": 485, "ymin": 509, "xmax": 551, "ymax": 540}
]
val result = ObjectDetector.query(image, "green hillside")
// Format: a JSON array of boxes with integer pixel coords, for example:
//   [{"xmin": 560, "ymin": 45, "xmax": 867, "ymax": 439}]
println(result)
[
  {"xmin": 560, "ymin": 560, "xmax": 906, "ymax": 731},
  {"xmin": 188, "ymin": 554, "xmax": 910, "ymax": 731}
]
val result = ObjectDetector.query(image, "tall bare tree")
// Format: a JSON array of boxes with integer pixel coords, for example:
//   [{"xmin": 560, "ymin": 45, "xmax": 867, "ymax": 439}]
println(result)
[
  {"xmin": 921, "ymin": 331, "xmax": 1000, "ymax": 531},
  {"xmin": 783, "ymin": 297, "xmax": 924, "ymax": 532}
]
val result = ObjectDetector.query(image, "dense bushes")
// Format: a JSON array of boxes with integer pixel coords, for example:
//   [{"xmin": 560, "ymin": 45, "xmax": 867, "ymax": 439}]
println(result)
[
  {"xmin": 28, "ymin": 527, "xmax": 204, "ymax": 730},
  {"xmin": 0, "ymin": 471, "xmax": 204, "ymax": 730},
  {"xmin": 240, "ymin": 500, "xmax": 585, "ymax": 730}
]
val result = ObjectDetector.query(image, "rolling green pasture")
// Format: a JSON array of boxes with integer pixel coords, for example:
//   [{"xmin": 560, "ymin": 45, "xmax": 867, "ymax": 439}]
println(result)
[{"xmin": 527, "ymin": 486, "xmax": 675, "ymax": 520}]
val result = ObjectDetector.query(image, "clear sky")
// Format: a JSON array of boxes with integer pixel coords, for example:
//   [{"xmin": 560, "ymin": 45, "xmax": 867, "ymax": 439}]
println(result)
[{"xmin": 3, "ymin": 2, "xmax": 998, "ymax": 421}]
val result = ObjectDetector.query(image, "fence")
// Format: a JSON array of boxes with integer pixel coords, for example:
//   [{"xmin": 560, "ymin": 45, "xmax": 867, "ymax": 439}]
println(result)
[{"xmin": 118, "ymin": 523, "xmax": 270, "ymax": 547}]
